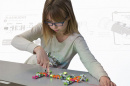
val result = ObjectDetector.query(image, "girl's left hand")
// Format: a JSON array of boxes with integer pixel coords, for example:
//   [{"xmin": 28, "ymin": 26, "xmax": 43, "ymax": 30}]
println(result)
[{"xmin": 99, "ymin": 76, "xmax": 116, "ymax": 86}]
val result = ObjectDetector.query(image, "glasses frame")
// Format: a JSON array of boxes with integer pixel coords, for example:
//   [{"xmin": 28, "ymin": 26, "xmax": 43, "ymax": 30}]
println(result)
[{"xmin": 44, "ymin": 16, "xmax": 68, "ymax": 26}]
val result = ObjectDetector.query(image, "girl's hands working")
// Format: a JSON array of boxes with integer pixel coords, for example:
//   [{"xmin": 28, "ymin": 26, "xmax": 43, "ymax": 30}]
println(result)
[
  {"xmin": 100, "ymin": 76, "xmax": 116, "ymax": 86},
  {"xmin": 34, "ymin": 46, "xmax": 50, "ymax": 73}
]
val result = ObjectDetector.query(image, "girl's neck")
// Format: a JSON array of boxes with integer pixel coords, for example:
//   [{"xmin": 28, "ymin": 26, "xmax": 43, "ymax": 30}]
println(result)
[
  {"xmin": 55, "ymin": 33, "xmax": 70, "ymax": 43},
  {"xmin": 56, "ymin": 32, "xmax": 64, "ymax": 37},
  {"xmin": 56, "ymin": 32, "xmax": 70, "ymax": 37}
]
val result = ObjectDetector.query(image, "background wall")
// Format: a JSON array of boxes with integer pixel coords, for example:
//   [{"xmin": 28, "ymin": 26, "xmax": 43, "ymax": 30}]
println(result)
[{"xmin": 0, "ymin": 0, "xmax": 130, "ymax": 86}]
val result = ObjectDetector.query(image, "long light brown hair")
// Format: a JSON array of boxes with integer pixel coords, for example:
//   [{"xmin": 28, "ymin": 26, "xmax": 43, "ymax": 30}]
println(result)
[{"xmin": 42, "ymin": 0, "xmax": 79, "ymax": 46}]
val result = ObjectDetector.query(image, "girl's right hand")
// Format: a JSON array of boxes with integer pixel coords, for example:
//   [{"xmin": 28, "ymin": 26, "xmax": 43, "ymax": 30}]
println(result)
[{"xmin": 33, "ymin": 46, "xmax": 50, "ymax": 73}]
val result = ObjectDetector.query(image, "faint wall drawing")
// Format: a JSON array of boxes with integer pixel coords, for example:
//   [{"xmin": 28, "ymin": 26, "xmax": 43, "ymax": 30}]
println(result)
[
  {"xmin": 0, "ymin": 14, "xmax": 41, "ymax": 52},
  {"xmin": 112, "ymin": 11, "xmax": 130, "ymax": 45}
]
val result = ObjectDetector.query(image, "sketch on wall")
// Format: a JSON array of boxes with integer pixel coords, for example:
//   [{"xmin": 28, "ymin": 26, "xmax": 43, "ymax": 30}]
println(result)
[
  {"xmin": 0, "ymin": 13, "xmax": 42, "ymax": 53},
  {"xmin": 111, "ymin": 12, "xmax": 130, "ymax": 45}
]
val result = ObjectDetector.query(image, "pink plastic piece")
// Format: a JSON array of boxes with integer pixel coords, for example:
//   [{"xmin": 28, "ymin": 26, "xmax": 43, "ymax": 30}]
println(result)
[{"xmin": 32, "ymin": 75, "xmax": 38, "ymax": 79}]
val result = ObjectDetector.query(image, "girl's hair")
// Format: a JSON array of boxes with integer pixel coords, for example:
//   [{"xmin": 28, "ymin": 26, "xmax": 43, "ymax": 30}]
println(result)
[{"xmin": 42, "ymin": 0, "xmax": 79, "ymax": 46}]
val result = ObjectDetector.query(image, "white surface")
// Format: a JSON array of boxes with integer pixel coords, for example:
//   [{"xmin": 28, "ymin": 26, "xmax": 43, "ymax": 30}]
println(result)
[{"xmin": 0, "ymin": 0, "xmax": 130, "ymax": 86}]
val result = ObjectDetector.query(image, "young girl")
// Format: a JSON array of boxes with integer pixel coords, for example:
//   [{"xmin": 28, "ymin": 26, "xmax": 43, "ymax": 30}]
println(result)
[{"xmin": 11, "ymin": 0, "xmax": 116, "ymax": 86}]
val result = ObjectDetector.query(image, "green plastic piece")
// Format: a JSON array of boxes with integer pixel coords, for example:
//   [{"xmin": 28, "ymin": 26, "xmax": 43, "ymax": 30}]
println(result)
[
  {"xmin": 49, "ymin": 70, "xmax": 52, "ymax": 74},
  {"xmin": 86, "ymin": 78, "xmax": 88, "ymax": 82},
  {"xmin": 50, "ymin": 74, "xmax": 54, "ymax": 78},
  {"xmin": 64, "ymin": 82, "xmax": 68, "ymax": 86},
  {"xmin": 63, "ymin": 72, "xmax": 67, "ymax": 75}
]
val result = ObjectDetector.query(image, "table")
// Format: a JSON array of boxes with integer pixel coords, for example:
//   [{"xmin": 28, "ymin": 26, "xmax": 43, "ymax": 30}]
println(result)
[{"xmin": 0, "ymin": 60, "xmax": 99, "ymax": 86}]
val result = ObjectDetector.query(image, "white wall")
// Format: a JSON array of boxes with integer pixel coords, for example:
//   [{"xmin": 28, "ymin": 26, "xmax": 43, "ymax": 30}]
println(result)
[{"xmin": 0, "ymin": 0, "xmax": 130, "ymax": 86}]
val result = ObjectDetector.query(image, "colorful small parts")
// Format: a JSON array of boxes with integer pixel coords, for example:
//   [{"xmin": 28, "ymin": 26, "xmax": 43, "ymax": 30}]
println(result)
[{"xmin": 32, "ymin": 70, "xmax": 89, "ymax": 85}]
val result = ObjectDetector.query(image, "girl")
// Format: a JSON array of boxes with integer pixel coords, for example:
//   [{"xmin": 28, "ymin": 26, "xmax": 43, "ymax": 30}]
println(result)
[{"xmin": 11, "ymin": 0, "xmax": 116, "ymax": 86}]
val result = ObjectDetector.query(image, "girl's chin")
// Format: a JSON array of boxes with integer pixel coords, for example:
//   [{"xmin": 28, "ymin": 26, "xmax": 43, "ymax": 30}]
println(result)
[{"xmin": 54, "ymin": 30, "xmax": 59, "ymax": 32}]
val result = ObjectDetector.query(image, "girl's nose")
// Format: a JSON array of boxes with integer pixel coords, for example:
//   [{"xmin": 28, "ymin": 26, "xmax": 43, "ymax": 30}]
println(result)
[
  {"xmin": 51, "ymin": 24, "xmax": 57, "ymax": 29},
  {"xmin": 52, "ymin": 25, "xmax": 56, "ymax": 28}
]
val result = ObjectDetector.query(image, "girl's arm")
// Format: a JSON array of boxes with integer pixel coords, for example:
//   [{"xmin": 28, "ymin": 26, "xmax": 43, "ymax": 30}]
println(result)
[
  {"xmin": 11, "ymin": 23, "xmax": 50, "ymax": 73},
  {"xmin": 11, "ymin": 23, "xmax": 43, "ymax": 54},
  {"xmin": 73, "ymin": 36, "xmax": 108, "ymax": 80},
  {"xmin": 73, "ymin": 36, "xmax": 116, "ymax": 86}
]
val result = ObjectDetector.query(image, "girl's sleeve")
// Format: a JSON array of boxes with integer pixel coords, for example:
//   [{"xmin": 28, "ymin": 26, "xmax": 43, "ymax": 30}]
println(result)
[
  {"xmin": 73, "ymin": 36, "xmax": 108, "ymax": 80},
  {"xmin": 11, "ymin": 23, "xmax": 43, "ymax": 54}
]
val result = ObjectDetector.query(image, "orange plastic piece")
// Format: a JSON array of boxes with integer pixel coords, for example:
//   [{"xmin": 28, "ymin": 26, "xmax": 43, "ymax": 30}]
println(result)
[
  {"xmin": 39, "ymin": 72, "xmax": 43, "ymax": 74},
  {"xmin": 55, "ymin": 75, "xmax": 61, "ymax": 79},
  {"xmin": 73, "ymin": 76, "xmax": 81, "ymax": 83},
  {"xmin": 42, "ymin": 72, "xmax": 47, "ymax": 76},
  {"xmin": 53, "ymin": 75, "xmax": 56, "ymax": 78}
]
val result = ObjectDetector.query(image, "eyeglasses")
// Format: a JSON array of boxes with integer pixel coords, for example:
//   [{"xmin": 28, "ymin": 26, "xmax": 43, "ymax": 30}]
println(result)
[{"xmin": 44, "ymin": 16, "xmax": 68, "ymax": 26}]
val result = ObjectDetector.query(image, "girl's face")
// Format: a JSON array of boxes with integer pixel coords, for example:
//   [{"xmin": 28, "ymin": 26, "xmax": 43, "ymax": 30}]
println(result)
[{"xmin": 46, "ymin": 15, "xmax": 70, "ymax": 34}]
